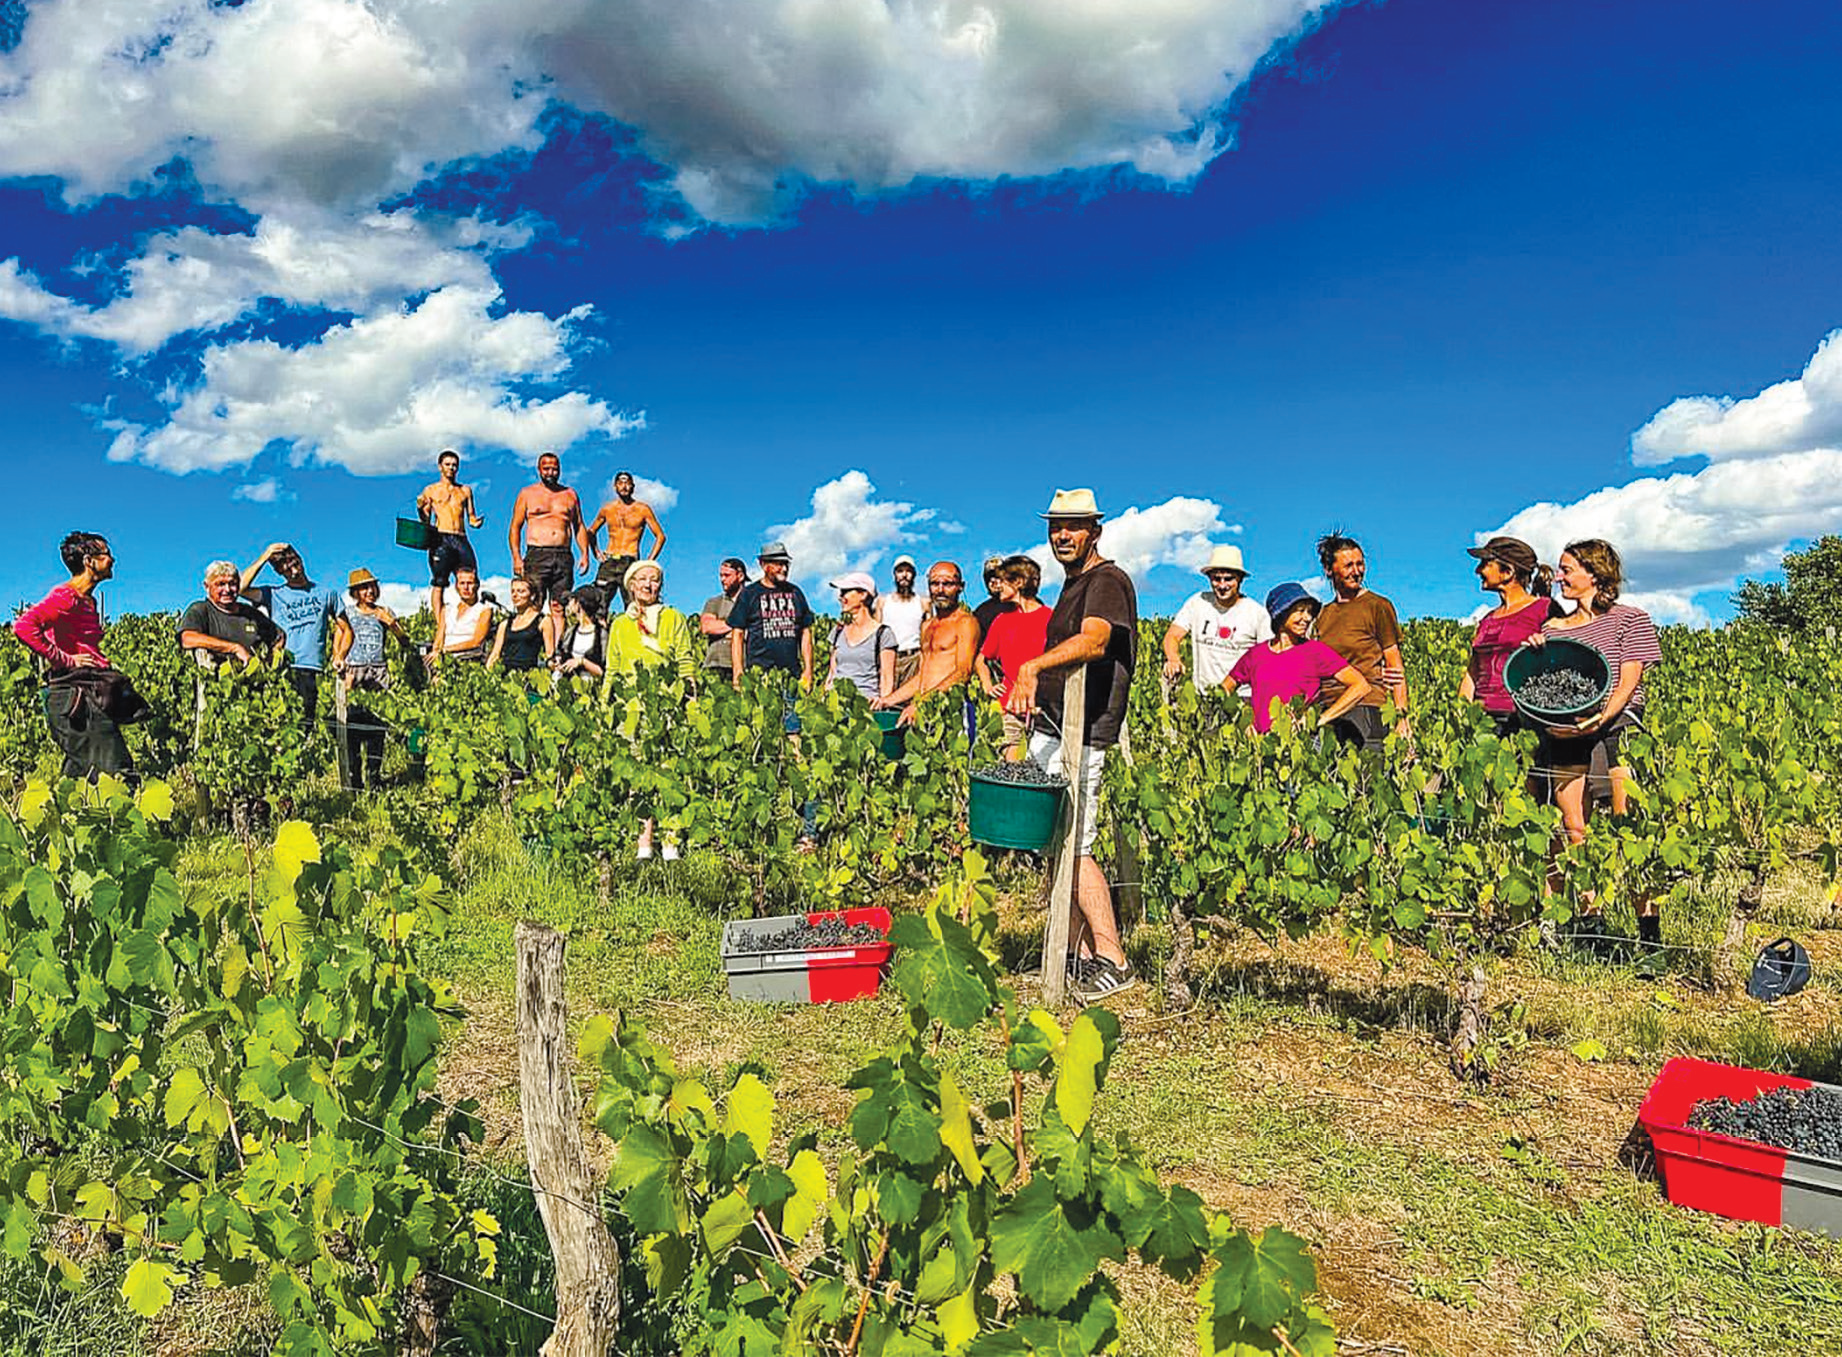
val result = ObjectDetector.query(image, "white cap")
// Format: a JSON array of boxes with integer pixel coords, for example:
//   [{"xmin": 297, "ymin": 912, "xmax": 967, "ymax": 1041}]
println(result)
[{"xmin": 892, "ymin": 554, "xmax": 916, "ymax": 571}]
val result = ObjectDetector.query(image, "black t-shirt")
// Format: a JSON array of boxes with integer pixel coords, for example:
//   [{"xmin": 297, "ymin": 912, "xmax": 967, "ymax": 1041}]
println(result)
[
  {"xmin": 1037, "ymin": 561, "xmax": 1136, "ymax": 749},
  {"xmin": 177, "ymin": 598, "xmax": 282, "ymax": 664},
  {"xmin": 729, "ymin": 581, "xmax": 813, "ymax": 675},
  {"xmin": 973, "ymin": 596, "xmax": 1015, "ymax": 643}
]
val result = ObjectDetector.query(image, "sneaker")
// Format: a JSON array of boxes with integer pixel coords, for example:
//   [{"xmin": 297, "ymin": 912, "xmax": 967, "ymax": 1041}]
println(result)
[
  {"xmin": 661, "ymin": 843, "xmax": 680, "ymax": 862},
  {"xmin": 1065, "ymin": 953, "xmax": 1097, "ymax": 985},
  {"xmin": 636, "ymin": 842, "xmax": 655, "ymax": 861},
  {"xmin": 1073, "ymin": 957, "xmax": 1138, "ymax": 1003}
]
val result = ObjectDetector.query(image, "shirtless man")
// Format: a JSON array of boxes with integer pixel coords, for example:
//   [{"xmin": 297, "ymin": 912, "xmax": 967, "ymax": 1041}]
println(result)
[
  {"xmin": 508, "ymin": 453, "xmax": 591, "ymax": 616},
  {"xmin": 587, "ymin": 470, "xmax": 667, "ymax": 604},
  {"xmin": 874, "ymin": 561, "xmax": 980, "ymax": 727},
  {"xmin": 417, "ymin": 449, "xmax": 484, "ymax": 648}
]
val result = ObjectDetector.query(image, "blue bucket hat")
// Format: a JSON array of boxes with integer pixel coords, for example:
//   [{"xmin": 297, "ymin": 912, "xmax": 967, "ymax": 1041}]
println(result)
[{"xmin": 1264, "ymin": 581, "xmax": 1320, "ymax": 625}]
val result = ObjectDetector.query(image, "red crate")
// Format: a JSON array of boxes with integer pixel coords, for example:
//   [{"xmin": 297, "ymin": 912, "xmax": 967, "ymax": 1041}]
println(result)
[
  {"xmin": 721, "ymin": 907, "xmax": 893, "ymax": 1004},
  {"xmin": 1638, "ymin": 1056, "xmax": 1842, "ymax": 1236}
]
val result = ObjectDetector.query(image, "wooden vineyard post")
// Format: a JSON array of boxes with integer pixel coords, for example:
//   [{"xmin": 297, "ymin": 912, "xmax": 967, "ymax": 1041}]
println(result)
[
  {"xmin": 1111, "ymin": 718, "xmax": 1143, "ymax": 939},
  {"xmin": 515, "ymin": 922, "xmax": 621, "ymax": 1357},
  {"xmin": 1039, "ymin": 666, "xmax": 1087, "ymax": 1005},
  {"xmin": 331, "ymin": 673, "xmax": 350, "ymax": 791}
]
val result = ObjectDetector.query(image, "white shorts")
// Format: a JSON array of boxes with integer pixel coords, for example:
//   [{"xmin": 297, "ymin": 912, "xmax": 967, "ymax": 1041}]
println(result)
[{"xmin": 1028, "ymin": 731, "xmax": 1106, "ymax": 856}]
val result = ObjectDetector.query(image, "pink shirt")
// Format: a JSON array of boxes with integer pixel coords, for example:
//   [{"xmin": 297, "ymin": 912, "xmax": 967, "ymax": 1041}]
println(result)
[
  {"xmin": 1229, "ymin": 640, "xmax": 1349, "ymax": 734},
  {"xmin": 1468, "ymin": 598, "xmax": 1558, "ymax": 714},
  {"xmin": 14, "ymin": 583, "xmax": 106, "ymax": 670}
]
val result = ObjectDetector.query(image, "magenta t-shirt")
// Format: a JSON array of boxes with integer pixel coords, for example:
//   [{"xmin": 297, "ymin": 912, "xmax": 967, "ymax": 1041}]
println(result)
[
  {"xmin": 1229, "ymin": 640, "xmax": 1349, "ymax": 734},
  {"xmin": 1468, "ymin": 599, "xmax": 1559, "ymax": 714}
]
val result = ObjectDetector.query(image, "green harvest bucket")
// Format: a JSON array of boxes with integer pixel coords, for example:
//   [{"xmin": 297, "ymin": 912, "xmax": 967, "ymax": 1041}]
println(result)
[
  {"xmin": 1504, "ymin": 637, "xmax": 1612, "ymax": 727},
  {"xmin": 968, "ymin": 769, "xmax": 1065, "ymax": 851},
  {"xmin": 395, "ymin": 516, "xmax": 434, "ymax": 550},
  {"xmin": 872, "ymin": 709, "xmax": 905, "ymax": 760},
  {"xmin": 406, "ymin": 725, "xmax": 428, "ymax": 756}
]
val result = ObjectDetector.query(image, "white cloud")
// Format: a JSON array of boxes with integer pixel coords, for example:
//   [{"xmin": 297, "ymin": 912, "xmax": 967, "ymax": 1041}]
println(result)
[
  {"xmin": 767, "ymin": 470, "xmax": 937, "ymax": 588},
  {"xmin": 531, "ymin": 0, "xmax": 1335, "ymax": 225},
  {"xmin": 231, "ymin": 476, "xmax": 289, "ymax": 504},
  {"xmin": 103, "ymin": 285, "xmax": 642, "ymax": 476},
  {"xmin": 0, "ymin": 210, "xmax": 526, "ymax": 354},
  {"xmin": 1632, "ymin": 329, "xmax": 1842, "ymax": 466},
  {"xmin": 1492, "ymin": 329, "xmax": 1842, "ymax": 624},
  {"xmin": 0, "ymin": 0, "xmax": 1334, "ymax": 229}
]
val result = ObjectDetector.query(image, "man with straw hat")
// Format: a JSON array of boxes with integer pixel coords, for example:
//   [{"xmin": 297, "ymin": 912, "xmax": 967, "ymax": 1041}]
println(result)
[
  {"xmin": 1163, "ymin": 544, "xmax": 1271, "ymax": 697},
  {"xmin": 1005, "ymin": 488, "xmax": 1138, "ymax": 1002}
]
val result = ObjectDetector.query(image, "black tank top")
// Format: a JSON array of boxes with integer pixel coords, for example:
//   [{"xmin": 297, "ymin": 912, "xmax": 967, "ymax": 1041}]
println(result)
[{"xmin": 501, "ymin": 616, "xmax": 547, "ymax": 671}]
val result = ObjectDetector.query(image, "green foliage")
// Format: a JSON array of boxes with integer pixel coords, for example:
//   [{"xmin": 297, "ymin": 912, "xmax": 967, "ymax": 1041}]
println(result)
[
  {"xmin": 1734, "ymin": 535, "xmax": 1842, "ymax": 632},
  {"xmin": 190, "ymin": 650, "xmax": 310, "ymax": 812},
  {"xmin": 585, "ymin": 852, "xmax": 1334, "ymax": 1356},
  {"xmin": 0, "ymin": 777, "xmax": 493, "ymax": 1355}
]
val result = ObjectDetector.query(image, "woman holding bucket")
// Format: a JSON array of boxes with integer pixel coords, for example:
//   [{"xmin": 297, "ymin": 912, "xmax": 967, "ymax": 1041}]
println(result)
[
  {"xmin": 1459, "ymin": 535, "xmax": 1559, "ymax": 737},
  {"xmin": 1526, "ymin": 539, "xmax": 1662, "ymax": 952},
  {"xmin": 825, "ymin": 572, "xmax": 896, "ymax": 703}
]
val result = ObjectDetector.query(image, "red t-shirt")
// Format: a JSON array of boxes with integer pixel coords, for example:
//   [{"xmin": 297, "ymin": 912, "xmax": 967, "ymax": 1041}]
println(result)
[
  {"xmin": 979, "ymin": 605, "xmax": 1051, "ymax": 698},
  {"xmin": 1229, "ymin": 640, "xmax": 1349, "ymax": 734},
  {"xmin": 14, "ymin": 583, "xmax": 107, "ymax": 670}
]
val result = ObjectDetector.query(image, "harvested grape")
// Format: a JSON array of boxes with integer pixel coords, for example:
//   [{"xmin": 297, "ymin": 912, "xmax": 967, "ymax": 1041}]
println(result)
[
  {"xmin": 1688, "ymin": 1085, "xmax": 1842, "ymax": 1161},
  {"xmin": 974, "ymin": 761, "xmax": 1068, "ymax": 788},
  {"xmin": 1515, "ymin": 668, "xmax": 1602, "ymax": 712},
  {"xmin": 730, "ymin": 918, "xmax": 887, "ymax": 954}
]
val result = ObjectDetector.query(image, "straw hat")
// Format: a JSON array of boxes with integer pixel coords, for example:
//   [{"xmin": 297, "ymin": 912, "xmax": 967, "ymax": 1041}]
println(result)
[
  {"xmin": 1199, "ymin": 545, "xmax": 1247, "ymax": 577},
  {"xmin": 347, "ymin": 567, "xmax": 379, "ymax": 595},
  {"xmin": 1039, "ymin": 488, "xmax": 1104, "ymax": 520}
]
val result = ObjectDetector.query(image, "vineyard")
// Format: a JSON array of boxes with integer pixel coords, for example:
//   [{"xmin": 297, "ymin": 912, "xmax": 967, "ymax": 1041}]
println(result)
[{"xmin": 3, "ymin": 613, "xmax": 1842, "ymax": 1355}]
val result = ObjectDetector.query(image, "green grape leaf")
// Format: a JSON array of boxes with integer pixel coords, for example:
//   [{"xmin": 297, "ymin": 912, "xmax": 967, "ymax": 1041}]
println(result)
[
  {"xmin": 989, "ymin": 1177, "xmax": 1123, "ymax": 1311},
  {"xmin": 609, "ymin": 1124, "xmax": 690, "ymax": 1237},
  {"xmin": 938, "ymin": 1071, "xmax": 984, "ymax": 1184},
  {"xmin": 122, "ymin": 1257, "xmax": 180, "ymax": 1317},
  {"xmin": 724, "ymin": 1072, "xmax": 774, "ymax": 1157},
  {"xmin": 890, "ymin": 912, "xmax": 999, "ymax": 1030}
]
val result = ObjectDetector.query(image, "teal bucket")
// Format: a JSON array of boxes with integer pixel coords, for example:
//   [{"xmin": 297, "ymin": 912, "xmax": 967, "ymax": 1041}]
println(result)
[
  {"xmin": 395, "ymin": 516, "xmax": 434, "ymax": 550},
  {"xmin": 968, "ymin": 769, "xmax": 1065, "ymax": 851},
  {"xmin": 1504, "ymin": 637, "xmax": 1612, "ymax": 726},
  {"xmin": 872, "ymin": 709, "xmax": 905, "ymax": 760}
]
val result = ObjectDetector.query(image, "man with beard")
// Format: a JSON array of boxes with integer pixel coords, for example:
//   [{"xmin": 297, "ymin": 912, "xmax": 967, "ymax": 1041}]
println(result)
[
  {"xmin": 876, "ymin": 554, "xmax": 926, "ymax": 687},
  {"xmin": 874, "ymin": 560, "xmax": 980, "ymax": 727},
  {"xmin": 588, "ymin": 470, "xmax": 667, "ymax": 604},
  {"xmin": 698, "ymin": 557, "xmax": 750, "ymax": 680},
  {"xmin": 508, "ymin": 453, "xmax": 592, "ymax": 616},
  {"xmin": 728, "ymin": 542, "xmax": 814, "ymax": 686},
  {"xmin": 1005, "ymin": 489, "xmax": 1138, "ymax": 1002}
]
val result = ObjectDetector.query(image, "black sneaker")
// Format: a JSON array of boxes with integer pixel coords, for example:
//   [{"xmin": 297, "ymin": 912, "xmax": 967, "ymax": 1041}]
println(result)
[{"xmin": 1073, "ymin": 957, "xmax": 1137, "ymax": 1003}]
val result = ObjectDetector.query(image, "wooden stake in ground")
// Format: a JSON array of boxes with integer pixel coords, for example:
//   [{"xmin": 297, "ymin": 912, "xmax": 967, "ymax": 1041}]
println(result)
[
  {"xmin": 1039, "ymin": 666, "xmax": 1086, "ymax": 1005},
  {"xmin": 515, "ymin": 922, "xmax": 621, "ymax": 1357},
  {"xmin": 332, "ymin": 673, "xmax": 351, "ymax": 791}
]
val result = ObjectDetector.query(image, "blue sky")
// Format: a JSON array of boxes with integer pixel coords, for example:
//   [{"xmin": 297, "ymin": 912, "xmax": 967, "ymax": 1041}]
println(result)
[{"xmin": 3, "ymin": 0, "xmax": 1842, "ymax": 624}]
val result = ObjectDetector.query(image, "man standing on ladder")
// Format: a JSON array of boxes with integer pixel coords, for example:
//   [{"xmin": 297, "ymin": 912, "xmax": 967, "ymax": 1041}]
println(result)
[{"xmin": 1005, "ymin": 489, "xmax": 1138, "ymax": 1002}]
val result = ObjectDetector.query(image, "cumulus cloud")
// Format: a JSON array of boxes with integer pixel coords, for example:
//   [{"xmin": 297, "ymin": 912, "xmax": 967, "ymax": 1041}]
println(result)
[
  {"xmin": 1632, "ymin": 330, "xmax": 1842, "ymax": 466},
  {"xmin": 0, "ymin": 211, "xmax": 526, "ymax": 354},
  {"xmin": 767, "ymin": 470, "xmax": 938, "ymax": 587},
  {"xmin": 1022, "ymin": 494, "xmax": 1243, "ymax": 586},
  {"xmin": 1492, "ymin": 328, "xmax": 1842, "ymax": 623},
  {"xmin": 103, "ymin": 285, "xmax": 642, "ymax": 476},
  {"xmin": 531, "ymin": 0, "xmax": 1335, "ymax": 225},
  {"xmin": 1, "ymin": 0, "xmax": 1334, "ymax": 227}
]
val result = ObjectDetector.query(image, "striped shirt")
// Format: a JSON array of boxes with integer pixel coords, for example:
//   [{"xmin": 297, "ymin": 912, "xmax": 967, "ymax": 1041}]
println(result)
[{"xmin": 1543, "ymin": 603, "xmax": 1661, "ymax": 710}]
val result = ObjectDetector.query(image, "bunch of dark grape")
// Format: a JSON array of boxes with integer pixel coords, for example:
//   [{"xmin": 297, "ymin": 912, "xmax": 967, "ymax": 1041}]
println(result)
[
  {"xmin": 1516, "ymin": 667, "xmax": 1601, "ymax": 711},
  {"xmin": 731, "ymin": 917, "xmax": 887, "ymax": 954},
  {"xmin": 975, "ymin": 761, "xmax": 1068, "ymax": 788},
  {"xmin": 1688, "ymin": 1085, "xmax": 1842, "ymax": 1160}
]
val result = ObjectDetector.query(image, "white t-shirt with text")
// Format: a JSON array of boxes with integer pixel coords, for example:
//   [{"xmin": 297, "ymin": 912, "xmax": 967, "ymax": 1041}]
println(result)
[{"xmin": 1173, "ymin": 593, "xmax": 1272, "ymax": 693}]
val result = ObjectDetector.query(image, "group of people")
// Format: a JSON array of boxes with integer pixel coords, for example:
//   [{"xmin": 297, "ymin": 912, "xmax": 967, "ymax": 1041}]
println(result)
[{"xmin": 15, "ymin": 449, "xmax": 1666, "ymax": 991}]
